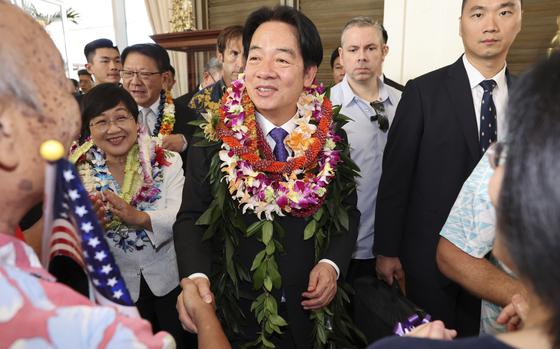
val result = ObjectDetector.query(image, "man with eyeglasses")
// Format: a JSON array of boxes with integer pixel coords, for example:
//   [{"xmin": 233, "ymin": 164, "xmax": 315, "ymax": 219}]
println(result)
[
  {"xmin": 121, "ymin": 43, "xmax": 196, "ymax": 164},
  {"xmin": 175, "ymin": 57, "xmax": 223, "ymax": 107},
  {"xmin": 329, "ymin": 16, "xmax": 401, "ymax": 342}
]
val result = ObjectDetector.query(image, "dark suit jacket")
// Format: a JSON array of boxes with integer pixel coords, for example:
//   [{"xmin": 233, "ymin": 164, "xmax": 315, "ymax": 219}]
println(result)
[
  {"xmin": 374, "ymin": 56, "xmax": 511, "ymax": 281},
  {"xmin": 173, "ymin": 130, "xmax": 359, "ymax": 348},
  {"xmin": 171, "ymin": 97, "xmax": 198, "ymax": 165},
  {"xmin": 174, "ymin": 88, "xmax": 198, "ymax": 107}
]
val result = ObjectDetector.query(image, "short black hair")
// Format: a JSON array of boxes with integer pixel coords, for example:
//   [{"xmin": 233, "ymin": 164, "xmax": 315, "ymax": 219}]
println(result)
[
  {"xmin": 121, "ymin": 43, "xmax": 171, "ymax": 72},
  {"xmin": 83, "ymin": 38, "xmax": 119, "ymax": 63},
  {"xmin": 168, "ymin": 65, "xmax": 175, "ymax": 77},
  {"xmin": 69, "ymin": 78, "xmax": 79, "ymax": 89},
  {"xmin": 330, "ymin": 48, "xmax": 340, "ymax": 69},
  {"xmin": 243, "ymin": 6, "xmax": 323, "ymax": 70},
  {"xmin": 498, "ymin": 52, "xmax": 560, "ymax": 349},
  {"xmin": 77, "ymin": 69, "xmax": 91, "ymax": 77},
  {"xmin": 79, "ymin": 83, "xmax": 139, "ymax": 141},
  {"xmin": 461, "ymin": 0, "xmax": 522, "ymax": 13}
]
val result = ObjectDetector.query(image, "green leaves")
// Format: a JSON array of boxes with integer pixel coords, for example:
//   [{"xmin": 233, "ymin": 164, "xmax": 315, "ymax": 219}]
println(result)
[
  {"xmin": 304, "ymin": 219, "xmax": 317, "ymax": 240},
  {"xmin": 262, "ymin": 221, "xmax": 273, "ymax": 244}
]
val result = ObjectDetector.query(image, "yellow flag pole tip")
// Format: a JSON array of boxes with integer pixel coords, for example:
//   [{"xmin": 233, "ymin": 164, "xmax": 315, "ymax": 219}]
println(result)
[{"xmin": 40, "ymin": 140, "xmax": 65, "ymax": 161}]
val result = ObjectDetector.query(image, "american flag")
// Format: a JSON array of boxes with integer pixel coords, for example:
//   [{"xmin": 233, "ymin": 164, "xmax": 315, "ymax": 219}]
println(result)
[{"xmin": 47, "ymin": 158, "xmax": 139, "ymax": 317}]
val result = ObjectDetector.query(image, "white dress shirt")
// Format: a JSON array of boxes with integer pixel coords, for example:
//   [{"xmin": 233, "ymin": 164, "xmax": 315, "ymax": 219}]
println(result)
[
  {"xmin": 138, "ymin": 98, "xmax": 188, "ymax": 152},
  {"xmin": 330, "ymin": 75, "xmax": 402, "ymax": 259},
  {"xmin": 462, "ymin": 55, "xmax": 509, "ymax": 141}
]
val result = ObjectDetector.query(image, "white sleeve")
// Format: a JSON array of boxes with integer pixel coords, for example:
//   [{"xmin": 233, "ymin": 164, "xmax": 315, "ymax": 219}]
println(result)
[{"xmin": 144, "ymin": 153, "xmax": 185, "ymax": 249}]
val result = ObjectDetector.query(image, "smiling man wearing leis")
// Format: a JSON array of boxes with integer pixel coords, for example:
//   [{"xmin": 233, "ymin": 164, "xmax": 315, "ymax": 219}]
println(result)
[{"xmin": 174, "ymin": 6, "xmax": 361, "ymax": 349}]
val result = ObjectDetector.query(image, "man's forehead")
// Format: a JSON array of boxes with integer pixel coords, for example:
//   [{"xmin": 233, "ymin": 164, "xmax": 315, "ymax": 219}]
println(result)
[
  {"xmin": 94, "ymin": 48, "xmax": 120, "ymax": 59},
  {"xmin": 463, "ymin": 0, "xmax": 519, "ymax": 11},
  {"xmin": 123, "ymin": 53, "xmax": 158, "ymax": 67},
  {"xmin": 343, "ymin": 25, "xmax": 383, "ymax": 43},
  {"xmin": 225, "ymin": 36, "xmax": 243, "ymax": 50}
]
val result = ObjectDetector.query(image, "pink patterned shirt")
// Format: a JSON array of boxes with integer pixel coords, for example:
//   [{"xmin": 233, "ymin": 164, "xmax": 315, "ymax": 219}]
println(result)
[{"xmin": 0, "ymin": 233, "xmax": 175, "ymax": 349}]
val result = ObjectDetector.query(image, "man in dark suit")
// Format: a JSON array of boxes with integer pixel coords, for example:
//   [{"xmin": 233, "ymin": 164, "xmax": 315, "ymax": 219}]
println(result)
[
  {"xmin": 374, "ymin": 0, "xmax": 522, "ymax": 336},
  {"xmin": 120, "ymin": 44, "xmax": 197, "ymax": 165},
  {"xmin": 174, "ymin": 6, "xmax": 360, "ymax": 348}
]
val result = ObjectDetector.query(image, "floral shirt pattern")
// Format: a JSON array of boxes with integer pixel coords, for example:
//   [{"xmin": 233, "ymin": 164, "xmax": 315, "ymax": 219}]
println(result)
[
  {"xmin": 0, "ymin": 233, "xmax": 175, "ymax": 349},
  {"xmin": 439, "ymin": 155, "xmax": 515, "ymax": 334}
]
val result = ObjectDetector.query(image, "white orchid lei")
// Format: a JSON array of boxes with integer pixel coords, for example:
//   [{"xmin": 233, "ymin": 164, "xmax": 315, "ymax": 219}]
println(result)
[
  {"xmin": 216, "ymin": 78, "xmax": 342, "ymax": 220},
  {"xmin": 192, "ymin": 78, "xmax": 364, "ymax": 348}
]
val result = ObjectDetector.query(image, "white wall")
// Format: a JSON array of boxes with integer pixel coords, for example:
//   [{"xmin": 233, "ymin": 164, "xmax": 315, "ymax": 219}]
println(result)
[{"xmin": 383, "ymin": 0, "xmax": 464, "ymax": 84}]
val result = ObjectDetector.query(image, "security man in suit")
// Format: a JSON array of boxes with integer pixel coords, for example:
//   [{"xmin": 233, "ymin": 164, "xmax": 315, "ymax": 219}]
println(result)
[{"xmin": 374, "ymin": 0, "xmax": 522, "ymax": 336}]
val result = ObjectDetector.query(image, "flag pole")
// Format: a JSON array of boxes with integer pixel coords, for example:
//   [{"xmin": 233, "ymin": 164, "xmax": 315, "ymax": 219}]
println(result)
[{"xmin": 40, "ymin": 140, "xmax": 65, "ymax": 268}]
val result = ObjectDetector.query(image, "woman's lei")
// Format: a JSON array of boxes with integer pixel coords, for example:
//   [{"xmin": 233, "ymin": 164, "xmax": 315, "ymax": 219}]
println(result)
[
  {"xmin": 153, "ymin": 89, "xmax": 175, "ymax": 138},
  {"xmin": 194, "ymin": 78, "xmax": 365, "ymax": 348},
  {"xmin": 70, "ymin": 129, "xmax": 171, "ymax": 252}
]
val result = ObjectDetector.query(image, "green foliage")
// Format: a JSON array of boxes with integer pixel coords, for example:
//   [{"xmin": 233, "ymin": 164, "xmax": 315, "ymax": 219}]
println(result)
[{"xmin": 200, "ymin": 95, "xmax": 364, "ymax": 348}]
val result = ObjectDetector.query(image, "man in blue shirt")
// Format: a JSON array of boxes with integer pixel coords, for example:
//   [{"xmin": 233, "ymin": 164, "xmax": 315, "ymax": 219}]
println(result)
[{"xmin": 329, "ymin": 16, "xmax": 402, "ymax": 342}]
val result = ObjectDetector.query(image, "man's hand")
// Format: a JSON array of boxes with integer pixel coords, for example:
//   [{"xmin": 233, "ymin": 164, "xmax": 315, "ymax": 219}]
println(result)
[
  {"xmin": 177, "ymin": 277, "xmax": 214, "ymax": 333},
  {"xmin": 376, "ymin": 255, "xmax": 404, "ymax": 286},
  {"xmin": 301, "ymin": 262, "xmax": 337, "ymax": 310},
  {"xmin": 162, "ymin": 134, "xmax": 186, "ymax": 152},
  {"xmin": 405, "ymin": 320, "xmax": 457, "ymax": 340},
  {"xmin": 497, "ymin": 293, "xmax": 529, "ymax": 332}
]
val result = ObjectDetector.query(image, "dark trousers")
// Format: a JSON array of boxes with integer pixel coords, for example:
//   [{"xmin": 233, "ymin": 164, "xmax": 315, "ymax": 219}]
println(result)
[
  {"xmin": 346, "ymin": 258, "xmax": 386, "ymax": 343},
  {"xmin": 136, "ymin": 276, "xmax": 197, "ymax": 348},
  {"xmin": 406, "ymin": 273, "xmax": 480, "ymax": 337}
]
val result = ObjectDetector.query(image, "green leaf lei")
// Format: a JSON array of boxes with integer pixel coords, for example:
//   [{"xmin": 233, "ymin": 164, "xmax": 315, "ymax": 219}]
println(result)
[{"xmin": 191, "ymin": 103, "xmax": 365, "ymax": 348}]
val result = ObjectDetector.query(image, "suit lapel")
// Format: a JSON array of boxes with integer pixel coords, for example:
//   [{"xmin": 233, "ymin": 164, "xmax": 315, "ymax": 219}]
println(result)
[{"xmin": 445, "ymin": 57, "xmax": 481, "ymax": 162}]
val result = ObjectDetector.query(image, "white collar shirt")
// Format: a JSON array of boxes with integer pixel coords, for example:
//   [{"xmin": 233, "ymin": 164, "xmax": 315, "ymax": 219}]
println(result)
[
  {"xmin": 462, "ymin": 55, "xmax": 509, "ymax": 141},
  {"xmin": 138, "ymin": 98, "xmax": 161, "ymax": 135}
]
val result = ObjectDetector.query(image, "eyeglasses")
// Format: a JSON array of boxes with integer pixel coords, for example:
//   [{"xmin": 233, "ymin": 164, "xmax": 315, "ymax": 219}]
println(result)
[
  {"xmin": 120, "ymin": 70, "xmax": 162, "ymax": 81},
  {"xmin": 370, "ymin": 101, "xmax": 389, "ymax": 132},
  {"xmin": 487, "ymin": 142, "xmax": 507, "ymax": 169},
  {"xmin": 89, "ymin": 114, "xmax": 134, "ymax": 133}
]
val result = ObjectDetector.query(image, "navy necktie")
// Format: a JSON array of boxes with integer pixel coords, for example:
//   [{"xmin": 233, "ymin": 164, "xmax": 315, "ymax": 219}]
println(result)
[
  {"xmin": 269, "ymin": 127, "xmax": 289, "ymax": 162},
  {"xmin": 479, "ymin": 79, "xmax": 497, "ymax": 153}
]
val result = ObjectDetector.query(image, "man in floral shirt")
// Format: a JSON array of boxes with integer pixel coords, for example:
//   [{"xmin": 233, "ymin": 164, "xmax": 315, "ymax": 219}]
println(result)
[{"xmin": 0, "ymin": 2, "xmax": 174, "ymax": 348}]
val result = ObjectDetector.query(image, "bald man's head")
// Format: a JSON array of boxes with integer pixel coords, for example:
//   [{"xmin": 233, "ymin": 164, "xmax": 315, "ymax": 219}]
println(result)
[{"xmin": 0, "ymin": 1, "xmax": 80, "ymax": 231}]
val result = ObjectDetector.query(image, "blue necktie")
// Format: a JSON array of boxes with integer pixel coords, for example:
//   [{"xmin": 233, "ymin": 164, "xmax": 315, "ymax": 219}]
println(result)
[
  {"xmin": 479, "ymin": 79, "xmax": 497, "ymax": 153},
  {"xmin": 269, "ymin": 127, "xmax": 289, "ymax": 162}
]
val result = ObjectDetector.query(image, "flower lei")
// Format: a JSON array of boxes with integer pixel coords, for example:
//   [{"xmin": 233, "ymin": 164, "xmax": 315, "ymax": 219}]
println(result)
[
  {"xmin": 216, "ymin": 79, "xmax": 341, "ymax": 220},
  {"xmin": 152, "ymin": 89, "xmax": 175, "ymax": 138},
  {"xmin": 70, "ymin": 129, "xmax": 171, "ymax": 251},
  {"xmin": 194, "ymin": 78, "xmax": 365, "ymax": 348}
]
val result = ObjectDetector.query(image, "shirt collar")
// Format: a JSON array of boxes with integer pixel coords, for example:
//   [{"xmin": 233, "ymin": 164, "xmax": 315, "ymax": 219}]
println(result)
[
  {"xmin": 138, "ymin": 93, "xmax": 162, "ymax": 114},
  {"xmin": 339, "ymin": 75, "xmax": 394, "ymax": 107},
  {"xmin": 462, "ymin": 55, "xmax": 507, "ymax": 90},
  {"xmin": 255, "ymin": 111, "xmax": 298, "ymax": 136}
]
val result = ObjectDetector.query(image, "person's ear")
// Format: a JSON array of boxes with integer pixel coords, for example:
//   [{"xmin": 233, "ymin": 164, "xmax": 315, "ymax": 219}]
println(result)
[
  {"xmin": 382, "ymin": 44, "xmax": 389, "ymax": 59},
  {"xmin": 303, "ymin": 65, "xmax": 318, "ymax": 87},
  {"xmin": 85, "ymin": 62, "xmax": 94, "ymax": 75},
  {"xmin": 161, "ymin": 71, "xmax": 171, "ymax": 90},
  {"xmin": 0, "ymin": 103, "xmax": 20, "ymax": 170}
]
